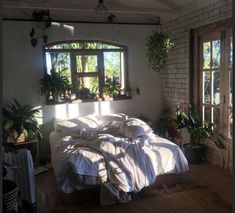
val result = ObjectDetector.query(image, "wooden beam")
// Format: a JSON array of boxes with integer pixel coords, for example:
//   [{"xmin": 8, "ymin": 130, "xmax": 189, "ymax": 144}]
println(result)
[
  {"xmin": 3, "ymin": 18, "xmax": 160, "ymax": 25},
  {"xmin": 154, "ymin": 0, "xmax": 181, "ymax": 11},
  {"xmin": 3, "ymin": 1, "xmax": 181, "ymax": 15}
]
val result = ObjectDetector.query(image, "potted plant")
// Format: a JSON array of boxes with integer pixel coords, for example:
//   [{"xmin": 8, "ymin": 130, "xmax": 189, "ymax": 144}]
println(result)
[
  {"xmin": 40, "ymin": 69, "xmax": 71, "ymax": 103},
  {"xmin": 3, "ymin": 99, "xmax": 42, "ymax": 143},
  {"xmin": 154, "ymin": 107, "xmax": 181, "ymax": 146},
  {"xmin": 175, "ymin": 105, "xmax": 224, "ymax": 164},
  {"xmin": 102, "ymin": 78, "xmax": 121, "ymax": 100},
  {"xmin": 146, "ymin": 32, "xmax": 174, "ymax": 72}
]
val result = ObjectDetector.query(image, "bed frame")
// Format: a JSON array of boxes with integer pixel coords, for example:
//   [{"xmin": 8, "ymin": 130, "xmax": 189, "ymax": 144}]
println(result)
[{"xmin": 61, "ymin": 173, "xmax": 183, "ymax": 204}]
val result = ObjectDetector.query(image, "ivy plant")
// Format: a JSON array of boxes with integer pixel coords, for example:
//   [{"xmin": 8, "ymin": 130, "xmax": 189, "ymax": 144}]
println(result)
[{"xmin": 146, "ymin": 32, "xmax": 174, "ymax": 72}]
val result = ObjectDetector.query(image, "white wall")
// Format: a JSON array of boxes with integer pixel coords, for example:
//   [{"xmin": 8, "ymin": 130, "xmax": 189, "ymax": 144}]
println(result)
[{"xmin": 3, "ymin": 21, "xmax": 162, "ymax": 138}]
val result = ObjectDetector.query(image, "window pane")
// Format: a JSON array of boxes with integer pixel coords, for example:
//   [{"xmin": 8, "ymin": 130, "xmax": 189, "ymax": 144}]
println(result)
[
  {"xmin": 46, "ymin": 42, "xmax": 122, "ymax": 49},
  {"xmin": 203, "ymin": 71, "xmax": 211, "ymax": 104},
  {"xmin": 76, "ymin": 55, "xmax": 98, "ymax": 73},
  {"xmin": 212, "ymin": 71, "xmax": 220, "ymax": 105},
  {"xmin": 204, "ymin": 107, "xmax": 211, "ymax": 123},
  {"xmin": 203, "ymin": 42, "xmax": 211, "ymax": 69},
  {"xmin": 78, "ymin": 77, "xmax": 99, "ymax": 99},
  {"xmin": 229, "ymin": 70, "xmax": 232, "ymax": 106},
  {"xmin": 212, "ymin": 40, "xmax": 220, "ymax": 68},
  {"xmin": 229, "ymin": 109, "xmax": 233, "ymax": 139},
  {"xmin": 46, "ymin": 52, "xmax": 71, "ymax": 81},
  {"xmin": 230, "ymin": 37, "xmax": 233, "ymax": 68},
  {"xmin": 213, "ymin": 107, "xmax": 220, "ymax": 131},
  {"xmin": 104, "ymin": 52, "xmax": 121, "ymax": 83}
]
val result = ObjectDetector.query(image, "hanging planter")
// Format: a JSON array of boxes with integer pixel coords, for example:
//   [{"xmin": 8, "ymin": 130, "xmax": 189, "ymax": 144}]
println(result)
[{"xmin": 146, "ymin": 32, "xmax": 174, "ymax": 72}]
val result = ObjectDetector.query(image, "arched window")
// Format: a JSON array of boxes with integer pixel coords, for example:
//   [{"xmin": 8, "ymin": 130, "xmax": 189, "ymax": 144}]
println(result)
[{"xmin": 43, "ymin": 41, "xmax": 129, "ymax": 102}]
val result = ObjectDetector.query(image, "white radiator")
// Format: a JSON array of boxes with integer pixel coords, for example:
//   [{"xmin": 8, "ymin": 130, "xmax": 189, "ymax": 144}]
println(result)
[{"xmin": 4, "ymin": 149, "xmax": 36, "ymax": 205}]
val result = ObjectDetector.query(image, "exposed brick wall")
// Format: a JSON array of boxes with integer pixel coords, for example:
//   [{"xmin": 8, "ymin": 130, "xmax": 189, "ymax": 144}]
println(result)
[
  {"xmin": 160, "ymin": 0, "xmax": 232, "ymax": 170},
  {"xmin": 161, "ymin": 0, "xmax": 232, "ymax": 111}
]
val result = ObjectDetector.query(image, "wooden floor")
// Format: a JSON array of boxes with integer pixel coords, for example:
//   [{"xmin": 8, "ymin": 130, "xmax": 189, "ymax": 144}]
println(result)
[{"xmin": 35, "ymin": 163, "xmax": 232, "ymax": 212}]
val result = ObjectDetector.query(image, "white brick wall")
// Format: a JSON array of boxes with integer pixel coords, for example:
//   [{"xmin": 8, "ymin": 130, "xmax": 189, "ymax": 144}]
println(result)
[{"xmin": 161, "ymin": 0, "xmax": 232, "ymax": 170}]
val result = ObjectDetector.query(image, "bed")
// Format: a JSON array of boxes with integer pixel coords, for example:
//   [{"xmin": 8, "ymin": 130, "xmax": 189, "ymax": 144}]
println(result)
[{"xmin": 49, "ymin": 113, "xmax": 189, "ymax": 205}]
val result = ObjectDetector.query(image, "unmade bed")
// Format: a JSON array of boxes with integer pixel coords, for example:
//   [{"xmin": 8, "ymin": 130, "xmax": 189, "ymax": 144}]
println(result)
[{"xmin": 49, "ymin": 113, "xmax": 189, "ymax": 205}]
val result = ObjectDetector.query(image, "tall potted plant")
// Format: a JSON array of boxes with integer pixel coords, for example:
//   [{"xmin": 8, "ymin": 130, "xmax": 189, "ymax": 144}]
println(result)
[
  {"xmin": 3, "ymin": 99, "xmax": 42, "ymax": 143},
  {"xmin": 175, "ymin": 106, "xmax": 224, "ymax": 164}
]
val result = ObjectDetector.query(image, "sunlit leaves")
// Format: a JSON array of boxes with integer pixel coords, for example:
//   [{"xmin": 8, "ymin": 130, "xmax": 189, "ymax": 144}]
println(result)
[{"xmin": 146, "ymin": 32, "xmax": 174, "ymax": 72}]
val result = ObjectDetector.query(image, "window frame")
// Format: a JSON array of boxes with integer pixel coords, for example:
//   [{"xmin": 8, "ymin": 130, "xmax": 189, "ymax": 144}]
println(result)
[
  {"xmin": 43, "ymin": 40, "xmax": 129, "ymax": 102},
  {"xmin": 192, "ymin": 18, "xmax": 232, "ymax": 141}
]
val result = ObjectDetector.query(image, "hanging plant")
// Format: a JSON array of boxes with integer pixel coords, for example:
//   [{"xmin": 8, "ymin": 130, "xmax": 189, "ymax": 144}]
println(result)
[
  {"xmin": 146, "ymin": 32, "xmax": 174, "ymax": 72},
  {"xmin": 30, "ymin": 10, "xmax": 52, "ymax": 47}
]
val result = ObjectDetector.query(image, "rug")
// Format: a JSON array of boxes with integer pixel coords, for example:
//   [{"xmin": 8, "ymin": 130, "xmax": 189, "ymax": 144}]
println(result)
[{"xmin": 51, "ymin": 185, "xmax": 232, "ymax": 213}]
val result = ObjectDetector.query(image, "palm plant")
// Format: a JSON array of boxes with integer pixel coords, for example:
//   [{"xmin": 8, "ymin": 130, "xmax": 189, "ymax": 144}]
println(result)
[
  {"xmin": 3, "ymin": 99, "xmax": 42, "ymax": 143},
  {"xmin": 40, "ymin": 69, "xmax": 71, "ymax": 102},
  {"xmin": 175, "ymin": 106, "xmax": 224, "ymax": 149}
]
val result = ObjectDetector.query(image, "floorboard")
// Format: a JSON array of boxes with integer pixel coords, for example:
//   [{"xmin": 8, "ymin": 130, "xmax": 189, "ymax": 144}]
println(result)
[{"xmin": 35, "ymin": 163, "xmax": 232, "ymax": 212}]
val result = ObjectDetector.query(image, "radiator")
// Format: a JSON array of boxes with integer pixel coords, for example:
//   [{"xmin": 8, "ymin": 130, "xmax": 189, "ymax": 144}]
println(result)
[{"xmin": 4, "ymin": 149, "xmax": 36, "ymax": 206}]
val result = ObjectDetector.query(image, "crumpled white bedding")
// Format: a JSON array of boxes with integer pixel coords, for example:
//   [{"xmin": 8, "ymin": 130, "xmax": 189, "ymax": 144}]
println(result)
[{"xmin": 49, "ymin": 117, "xmax": 189, "ymax": 203}]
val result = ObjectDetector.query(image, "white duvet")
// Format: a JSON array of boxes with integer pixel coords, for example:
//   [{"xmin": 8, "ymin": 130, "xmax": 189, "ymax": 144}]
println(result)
[{"xmin": 49, "ymin": 116, "xmax": 189, "ymax": 203}]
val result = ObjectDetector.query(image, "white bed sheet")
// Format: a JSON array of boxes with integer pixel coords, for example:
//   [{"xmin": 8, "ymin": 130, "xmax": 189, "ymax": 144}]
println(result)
[{"xmin": 49, "ymin": 130, "xmax": 189, "ymax": 195}]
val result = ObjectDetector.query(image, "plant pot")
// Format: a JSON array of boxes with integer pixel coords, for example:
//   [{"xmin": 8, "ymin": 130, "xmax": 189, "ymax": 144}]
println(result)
[
  {"xmin": 183, "ymin": 143, "xmax": 205, "ymax": 164},
  {"xmin": 52, "ymin": 92, "xmax": 61, "ymax": 103}
]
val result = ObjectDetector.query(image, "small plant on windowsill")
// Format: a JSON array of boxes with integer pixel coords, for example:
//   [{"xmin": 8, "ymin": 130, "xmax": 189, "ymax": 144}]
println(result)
[
  {"xmin": 175, "ymin": 105, "xmax": 224, "ymax": 164},
  {"xmin": 40, "ymin": 69, "xmax": 72, "ymax": 103},
  {"xmin": 145, "ymin": 32, "xmax": 174, "ymax": 72},
  {"xmin": 102, "ymin": 78, "xmax": 121, "ymax": 100}
]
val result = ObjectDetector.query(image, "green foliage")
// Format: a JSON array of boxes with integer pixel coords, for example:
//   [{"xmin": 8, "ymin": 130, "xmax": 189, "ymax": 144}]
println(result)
[
  {"xmin": 3, "ymin": 99, "xmax": 42, "ymax": 142},
  {"xmin": 146, "ymin": 32, "xmax": 174, "ymax": 72},
  {"xmin": 40, "ymin": 69, "xmax": 72, "ymax": 100},
  {"xmin": 175, "ymin": 106, "xmax": 224, "ymax": 149},
  {"xmin": 103, "ymin": 78, "xmax": 121, "ymax": 97}
]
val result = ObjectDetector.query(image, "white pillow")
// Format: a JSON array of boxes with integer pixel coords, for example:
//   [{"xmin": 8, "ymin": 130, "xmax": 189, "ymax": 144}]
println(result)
[
  {"xmin": 54, "ymin": 116, "xmax": 98, "ymax": 134},
  {"xmin": 97, "ymin": 113, "xmax": 128, "ymax": 125},
  {"xmin": 120, "ymin": 118, "xmax": 153, "ymax": 139}
]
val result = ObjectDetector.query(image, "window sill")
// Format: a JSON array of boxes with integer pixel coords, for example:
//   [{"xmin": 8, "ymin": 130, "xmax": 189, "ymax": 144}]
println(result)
[{"xmin": 45, "ymin": 96, "xmax": 131, "ymax": 105}]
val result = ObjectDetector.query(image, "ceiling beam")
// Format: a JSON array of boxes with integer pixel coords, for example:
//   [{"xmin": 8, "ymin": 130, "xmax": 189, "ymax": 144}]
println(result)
[
  {"xmin": 3, "ymin": 1, "xmax": 181, "ymax": 15},
  {"xmin": 154, "ymin": 0, "xmax": 181, "ymax": 10}
]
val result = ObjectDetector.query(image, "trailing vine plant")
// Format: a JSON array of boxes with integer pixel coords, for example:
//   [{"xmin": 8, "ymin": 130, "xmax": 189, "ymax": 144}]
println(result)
[
  {"xmin": 30, "ymin": 10, "xmax": 52, "ymax": 47},
  {"xmin": 146, "ymin": 32, "xmax": 174, "ymax": 72}
]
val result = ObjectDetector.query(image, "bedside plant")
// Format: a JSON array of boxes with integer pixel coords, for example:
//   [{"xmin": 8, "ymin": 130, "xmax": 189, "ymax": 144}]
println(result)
[
  {"xmin": 175, "ymin": 106, "xmax": 224, "ymax": 163},
  {"xmin": 3, "ymin": 99, "xmax": 42, "ymax": 143}
]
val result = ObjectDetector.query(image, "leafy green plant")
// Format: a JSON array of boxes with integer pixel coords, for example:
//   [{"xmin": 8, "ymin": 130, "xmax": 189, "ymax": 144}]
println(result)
[
  {"xmin": 40, "ymin": 69, "xmax": 71, "ymax": 102},
  {"xmin": 103, "ymin": 78, "xmax": 121, "ymax": 97},
  {"xmin": 175, "ymin": 106, "xmax": 224, "ymax": 149},
  {"xmin": 146, "ymin": 32, "xmax": 174, "ymax": 72},
  {"xmin": 3, "ymin": 99, "xmax": 42, "ymax": 142},
  {"xmin": 154, "ymin": 107, "xmax": 180, "ymax": 145}
]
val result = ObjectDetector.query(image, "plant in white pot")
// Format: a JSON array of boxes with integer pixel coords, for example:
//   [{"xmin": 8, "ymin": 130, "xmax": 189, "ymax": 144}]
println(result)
[{"xmin": 175, "ymin": 106, "xmax": 224, "ymax": 164}]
